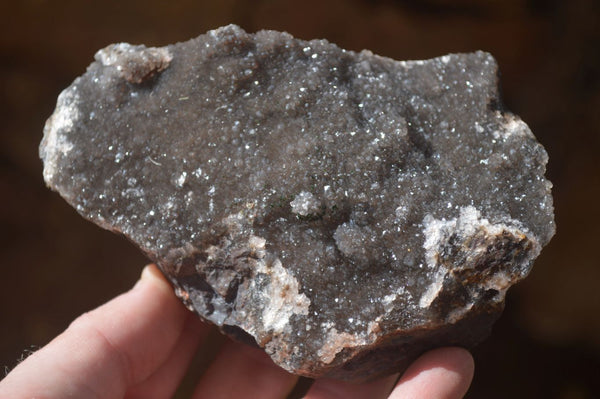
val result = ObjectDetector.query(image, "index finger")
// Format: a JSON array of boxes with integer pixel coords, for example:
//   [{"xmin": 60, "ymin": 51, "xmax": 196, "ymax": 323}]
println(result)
[{"xmin": 0, "ymin": 264, "xmax": 206, "ymax": 399}]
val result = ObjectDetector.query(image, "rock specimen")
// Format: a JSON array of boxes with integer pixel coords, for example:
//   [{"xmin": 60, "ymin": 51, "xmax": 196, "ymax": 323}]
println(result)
[{"xmin": 40, "ymin": 25, "xmax": 555, "ymax": 381}]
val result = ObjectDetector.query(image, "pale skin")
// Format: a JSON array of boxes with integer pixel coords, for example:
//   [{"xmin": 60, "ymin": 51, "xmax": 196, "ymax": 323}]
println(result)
[{"xmin": 0, "ymin": 265, "xmax": 474, "ymax": 398}]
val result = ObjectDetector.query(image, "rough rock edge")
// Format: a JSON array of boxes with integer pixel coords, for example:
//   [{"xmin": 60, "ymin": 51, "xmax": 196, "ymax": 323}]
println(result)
[{"xmin": 94, "ymin": 43, "xmax": 172, "ymax": 84}]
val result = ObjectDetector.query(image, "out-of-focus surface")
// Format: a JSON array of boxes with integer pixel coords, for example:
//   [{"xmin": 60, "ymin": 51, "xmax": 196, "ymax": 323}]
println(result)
[{"xmin": 1, "ymin": 0, "xmax": 598, "ymax": 397}]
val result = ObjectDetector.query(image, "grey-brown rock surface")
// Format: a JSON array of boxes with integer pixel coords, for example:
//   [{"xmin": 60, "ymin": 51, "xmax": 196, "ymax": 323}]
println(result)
[{"xmin": 40, "ymin": 25, "xmax": 555, "ymax": 381}]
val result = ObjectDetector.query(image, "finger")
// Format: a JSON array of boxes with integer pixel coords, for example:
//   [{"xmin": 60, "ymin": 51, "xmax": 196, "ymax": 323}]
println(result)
[
  {"xmin": 0, "ymin": 264, "xmax": 200, "ymax": 399},
  {"xmin": 388, "ymin": 347, "xmax": 474, "ymax": 399},
  {"xmin": 304, "ymin": 373, "xmax": 398, "ymax": 399},
  {"xmin": 192, "ymin": 340, "xmax": 298, "ymax": 399},
  {"xmin": 124, "ymin": 313, "xmax": 208, "ymax": 399}
]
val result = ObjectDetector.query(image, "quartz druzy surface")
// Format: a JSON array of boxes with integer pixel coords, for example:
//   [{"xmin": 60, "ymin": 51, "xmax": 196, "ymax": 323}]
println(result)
[{"xmin": 40, "ymin": 25, "xmax": 555, "ymax": 381}]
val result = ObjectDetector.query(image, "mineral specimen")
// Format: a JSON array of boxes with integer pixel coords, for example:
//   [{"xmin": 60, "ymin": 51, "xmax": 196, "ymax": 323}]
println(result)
[{"xmin": 40, "ymin": 25, "xmax": 555, "ymax": 381}]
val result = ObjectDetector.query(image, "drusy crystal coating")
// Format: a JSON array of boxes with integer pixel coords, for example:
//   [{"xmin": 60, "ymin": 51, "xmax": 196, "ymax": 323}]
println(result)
[{"xmin": 41, "ymin": 25, "xmax": 555, "ymax": 381}]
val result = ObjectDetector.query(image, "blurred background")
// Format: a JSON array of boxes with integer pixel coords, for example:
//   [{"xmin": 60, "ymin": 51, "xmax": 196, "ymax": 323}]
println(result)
[{"xmin": 1, "ymin": 0, "xmax": 599, "ymax": 397}]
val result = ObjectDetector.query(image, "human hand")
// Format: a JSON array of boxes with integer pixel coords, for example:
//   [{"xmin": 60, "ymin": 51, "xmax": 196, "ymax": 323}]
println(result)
[{"xmin": 0, "ymin": 264, "xmax": 474, "ymax": 398}]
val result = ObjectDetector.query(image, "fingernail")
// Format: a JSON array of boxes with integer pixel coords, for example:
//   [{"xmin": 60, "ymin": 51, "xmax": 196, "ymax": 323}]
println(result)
[
  {"xmin": 134, "ymin": 264, "xmax": 170, "ymax": 291},
  {"xmin": 134, "ymin": 264, "xmax": 156, "ymax": 289}
]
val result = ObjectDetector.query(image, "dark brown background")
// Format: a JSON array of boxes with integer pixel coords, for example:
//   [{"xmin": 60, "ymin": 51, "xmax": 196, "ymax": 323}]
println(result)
[{"xmin": 1, "ymin": 0, "xmax": 599, "ymax": 397}]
